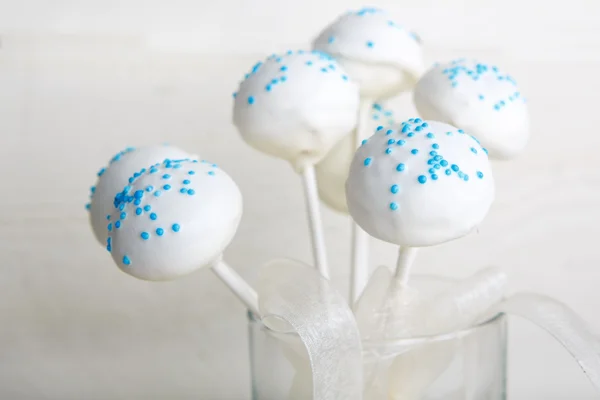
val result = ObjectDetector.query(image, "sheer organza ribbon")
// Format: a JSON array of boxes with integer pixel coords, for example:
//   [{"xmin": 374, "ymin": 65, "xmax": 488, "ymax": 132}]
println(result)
[
  {"xmin": 257, "ymin": 259, "xmax": 363, "ymax": 400},
  {"xmin": 494, "ymin": 293, "xmax": 600, "ymax": 392}
]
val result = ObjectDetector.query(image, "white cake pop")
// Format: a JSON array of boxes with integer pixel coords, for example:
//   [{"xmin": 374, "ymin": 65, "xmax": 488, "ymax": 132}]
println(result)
[
  {"xmin": 107, "ymin": 158, "xmax": 259, "ymax": 314},
  {"xmin": 87, "ymin": 145, "xmax": 192, "ymax": 246},
  {"xmin": 316, "ymin": 103, "xmax": 396, "ymax": 214},
  {"xmin": 414, "ymin": 59, "xmax": 529, "ymax": 159},
  {"xmin": 312, "ymin": 7, "xmax": 424, "ymax": 99},
  {"xmin": 233, "ymin": 50, "xmax": 360, "ymax": 279},
  {"xmin": 233, "ymin": 50, "xmax": 359, "ymax": 170},
  {"xmin": 346, "ymin": 119, "xmax": 494, "ymax": 247}
]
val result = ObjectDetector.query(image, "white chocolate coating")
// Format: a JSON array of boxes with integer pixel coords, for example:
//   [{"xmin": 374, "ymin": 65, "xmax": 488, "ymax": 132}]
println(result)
[
  {"xmin": 88, "ymin": 145, "xmax": 192, "ymax": 246},
  {"xmin": 414, "ymin": 59, "xmax": 529, "ymax": 159},
  {"xmin": 107, "ymin": 159, "xmax": 242, "ymax": 281},
  {"xmin": 316, "ymin": 103, "xmax": 396, "ymax": 213},
  {"xmin": 312, "ymin": 7, "xmax": 424, "ymax": 99},
  {"xmin": 346, "ymin": 119, "xmax": 495, "ymax": 247},
  {"xmin": 232, "ymin": 50, "xmax": 359, "ymax": 170}
]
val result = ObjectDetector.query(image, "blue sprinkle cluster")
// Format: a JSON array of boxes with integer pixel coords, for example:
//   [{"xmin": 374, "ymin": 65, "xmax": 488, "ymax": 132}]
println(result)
[
  {"xmin": 439, "ymin": 59, "xmax": 525, "ymax": 111},
  {"xmin": 360, "ymin": 118, "xmax": 488, "ymax": 212},
  {"xmin": 107, "ymin": 158, "xmax": 218, "ymax": 266},
  {"xmin": 236, "ymin": 50, "xmax": 349, "ymax": 106}
]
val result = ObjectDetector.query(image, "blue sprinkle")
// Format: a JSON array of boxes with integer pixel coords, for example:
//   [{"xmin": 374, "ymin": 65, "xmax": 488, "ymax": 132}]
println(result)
[
  {"xmin": 391, "ymin": 184, "xmax": 399, "ymax": 194},
  {"xmin": 188, "ymin": 189, "xmax": 195, "ymax": 195},
  {"xmin": 188, "ymin": 171, "xmax": 195, "ymax": 175},
  {"xmin": 183, "ymin": 179, "xmax": 190, "ymax": 184},
  {"xmin": 134, "ymin": 199, "xmax": 141, "ymax": 206},
  {"xmin": 458, "ymin": 129, "xmax": 464, "ymax": 134},
  {"xmin": 149, "ymin": 213, "xmax": 157, "ymax": 220},
  {"xmin": 427, "ymin": 159, "xmax": 434, "ymax": 165},
  {"xmin": 120, "ymin": 212, "xmax": 126, "ymax": 220},
  {"xmin": 464, "ymin": 174, "xmax": 469, "ymax": 181},
  {"xmin": 477, "ymin": 171, "xmax": 484, "ymax": 179},
  {"xmin": 232, "ymin": 92, "xmax": 237, "ymax": 99},
  {"xmin": 154, "ymin": 191, "xmax": 162, "ymax": 197},
  {"xmin": 135, "ymin": 207, "xmax": 142, "ymax": 215},
  {"xmin": 434, "ymin": 164, "xmax": 441, "ymax": 169},
  {"xmin": 426, "ymin": 133, "xmax": 435, "ymax": 139},
  {"xmin": 458, "ymin": 171, "xmax": 464, "ymax": 178},
  {"xmin": 361, "ymin": 139, "xmax": 368, "ymax": 145},
  {"xmin": 306, "ymin": 61, "xmax": 313, "ymax": 66},
  {"xmin": 364, "ymin": 157, "xmax": 372, "ymax": 166},
  {"xmin": 115, "ymin": 221, "xmax": 121, "ymax": 229},
  {"xmin": 128, "ymin": 177, "xmax": 134, "ymax": 183},
  {"xmin": 180, "ymin": 188, "xmax": 186, "ymax": 193},
  {"xmin": 414, "ymin": 118, "xmax": 422, "ymax": 123},
  {"xmin": 401, "ymin": 125, "xmax": 410, "ymax": 133},
  {"xmin": 172, "ymin": 224, "xmax": 181, "ymax": 232},
  {"xmin": 163, "ymin": 184, "xmax": 171, "ymax": 190},
  {"xmin": 418, "ymin": 175, "xmax": 427, "ymax": 184},
  {"xmin": 376, "ymin": 126, "xmax": 384, "ymax": 131},
  {"xmin": 407, "ymin": 133, "xmax": 414, "ymax": 137},
  {"xmin": 440, "ymin": 160, "xmax": 449, "ymax": 167},
  {"xmin": 141, "ymin": 232, "xmax": 150, "ymax": 240},
  {"xmin": 123, "ymin": 256, "xmax": 131, "ymax": 266},
  {"xmin": 430, "ymin": 151, "xmax": 437, "ymax": 156},
  {"xmin": 366, "ymin": 41, "xmax": 374, "ymax": 48},
  {"xmin": 208, "ymin": 171, "xmax": 215, "ymax": 176},
  {"xmin": 471, "ymin": 147, "xmax": 478, "ymax": 154},
  {"xmin": 342, "ymin": 75, "xmax": 348, "ymax": 81},
  {"xmin": 415, "ymin": 126, "xmax": 423, "ymax": 132},
  {"xmin": 431, "ymin": 174, "xmax": 439, "ymax": 180},
  {"xmin": 280, "ymin": 76, "xmax": 287, "ymax": 82},
  {"xmin": 107, "ymin": 223, "xmax": 112, "ymax": 231},
  {"xmin": 390, "ymin": 202, "xmax": 399, "ymax": 211},
  {"xmin": 396, "ymin": 163, "xmax": 405, "ymax": 172},
  {"xmin": 428, "ymin": 168, "xmax": 435, "ymax": 174},
  {"xmin": 162, "ymin": 174, "xmax": 171, "ymax": 179},
  {"xmin": 451, "ymin": 164, "xmax": 459, "ymax": 172},
  {"xmin": 421, "ymin": 123, "xmax": 428, "ymax": 128},
  {"xmin": 280, "ymin": 66, "xmax": 288, "ymax": 72},
  {"xmin": 445, "ymin": 169, "xmax": 452, "ymax": 175},
  {"xmin": 479, "ymin": 94, "xmax": 485, "ymax": 100},
  {"xmin": 265, "ymin": 84, "xmax": 272, "ymax": 91},
  {"xmin": 321, "ymin": 67, "xmax": 328, "ymax": 72},
  {"xmin": 386, "ymin": 129, "xmax": 394, "ymax": 135},
  {"xmin": 134, "ymin": 190, "xmax": 144, "ymax": 198},
  {"xmin": 156, "ymin": 228, "xmax": 164, "ymax": 236},
  {"xmin": 144, "ymin": 205, "xmax": 151, "ymax": 212},
  {"xmin": 146, "ymin": 185, "xmax": 154, "ymax": 192},
  {"xmin": 85, "ymin": 203, "xmax": 91, "ymax": 210},
  {"xmin": 248, "ymin": 96, "xmax": 255, "ymax": 105},
  {"xmin": 397, "ymin": 140, "xmax": 406, "ymax": 146},
  {"xmin": 432, "ymin": 143, "xmax": 439, "ymax": 149},
  {"xmin": 106, "ymin": 215, "xmax": 111, "ymax": 220},
  {"xmin": 434, "ymin": 155, "xmax": 442, "ymax": 161},
  {"xmin": 411, "ymin": 149, "xmax": 418, "ymax": 155},
  {"xmin": 385, "ymin": 148, "xmax": 392, "ymax": 154}
]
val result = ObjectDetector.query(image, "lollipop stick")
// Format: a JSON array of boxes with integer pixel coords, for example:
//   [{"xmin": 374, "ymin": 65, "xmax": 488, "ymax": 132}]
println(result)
[
  {"xmin": 349, "ymin": 99, "xmax": 374, "ymax": 303},
  {"xmin": 300, "ymin": 163, "xmax": 330, "ymax": 280},
  {"xmin": 394, "ymin": 246, "xmax": 419, "ymax": 286},
  {"xmin": 211, "ymin": 258, "xmax": 260, "ymax": 316}
]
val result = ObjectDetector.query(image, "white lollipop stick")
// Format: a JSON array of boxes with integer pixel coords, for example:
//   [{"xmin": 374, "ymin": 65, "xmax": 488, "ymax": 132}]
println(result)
[
  {"xmin": 349, "ymin": 99, "xmax": 373, "ymax": 303},
  {"xmin": 299, "ymin": 163, "xmax": 330, "ymax": 279},
  {"xmin": 394, "ymin": 246, "xmax": 419, "ymax": 285},
  {"xmin": 211, "ymin": 258, "xmax": 260, "ymax": 316}
]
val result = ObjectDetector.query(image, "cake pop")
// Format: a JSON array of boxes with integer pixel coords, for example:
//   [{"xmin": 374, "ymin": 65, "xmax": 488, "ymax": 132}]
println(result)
[
  {"xmin": 233, "ymin": 50, "xmax": 360, "ymax": 279},
  {"xmin": 414, "ymin": 59, "xmax": 529, "ymax": 159},
  {"xmin": 312, "ymin": 7, "xmax": 424, "ymax": 100},
  {"xmin": 107, "ymin": 158, "xmax": 259, "ymax": 315},
  {"xmin": 87, "ymin": 144, "xmax": 192, "ymax": 246}
]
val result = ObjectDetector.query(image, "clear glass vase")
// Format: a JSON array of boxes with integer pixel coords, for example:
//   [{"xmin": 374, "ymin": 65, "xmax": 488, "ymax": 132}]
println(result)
[{"xmin": 248, "ymin": 276, "xmax": 508, "ymax": 400}]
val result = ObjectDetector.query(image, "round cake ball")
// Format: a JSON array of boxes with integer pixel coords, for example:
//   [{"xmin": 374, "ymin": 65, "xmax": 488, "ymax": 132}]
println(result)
[
  {"xmin": 88, "ymin": 145, "xmax": 193, "ymax": 246},
  {"xmin": 414, "ymin": 59, "xmax": 529, "ymax": 159},
  {"xmin": 108, "ymin": 159, "xmax": 242, "ymax": 281},
  {"xmin": 232, "ymin": 50, "xmax": 359, "ymax": 170},
  {"xmin": 316, "ymin": 103, "xmax": 396, "ymax": 213},
  {"xmin": 346, "ymin": 119, "xmax": 495, "ymax": 247},
  {"xmin": 312, "ymin": 7, "xmax": 424, "ymax": 99}
]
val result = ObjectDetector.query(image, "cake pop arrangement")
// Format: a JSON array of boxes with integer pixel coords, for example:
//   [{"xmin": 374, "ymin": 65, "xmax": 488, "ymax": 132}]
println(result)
[{"xmin": 83, "ymin": 6, "xmax": 600, "ymax": 400}]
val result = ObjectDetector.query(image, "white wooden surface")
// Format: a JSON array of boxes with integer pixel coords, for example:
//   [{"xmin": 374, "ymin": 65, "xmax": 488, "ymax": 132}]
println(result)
[{"xmin": 1, "ymin": 1, "xmax": 600, "ymax": 398}]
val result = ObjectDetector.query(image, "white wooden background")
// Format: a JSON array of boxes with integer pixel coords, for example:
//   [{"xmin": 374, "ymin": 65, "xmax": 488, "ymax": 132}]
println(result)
[{"xmin": 1, "ymin": 0, "xmax": 600, "ymax": 398}]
